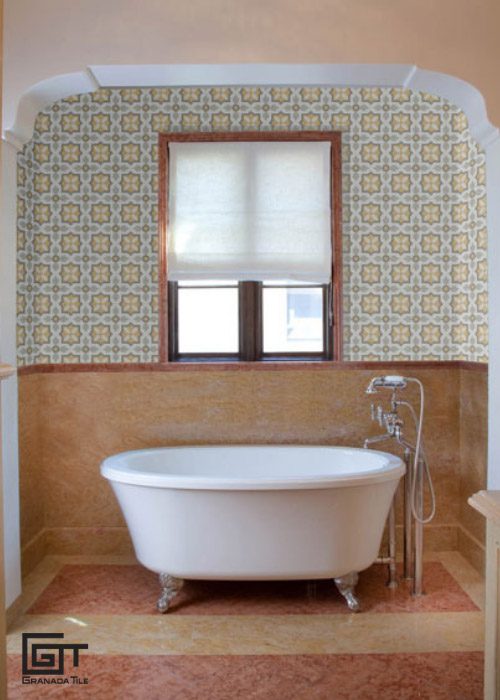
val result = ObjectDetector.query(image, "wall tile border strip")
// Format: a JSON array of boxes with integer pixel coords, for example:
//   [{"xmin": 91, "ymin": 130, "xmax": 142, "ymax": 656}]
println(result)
[{"xmin": 17, "ymin": 360, "xmax": 488, "ymax": 375}]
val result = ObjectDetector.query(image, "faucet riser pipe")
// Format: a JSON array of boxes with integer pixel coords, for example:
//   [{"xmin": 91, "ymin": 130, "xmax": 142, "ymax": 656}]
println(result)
[
  {"xmin": 413, "ymin": 457, "xmax": 425, "ymax": 596},
  {"xmin": 403, "ymin": 448, "xmax": 413, "ymax": 580},
  {"xmin": 387, "ymin": 498, "xmax": 397, "ymax": 588},
  {"xmin": 375, "ymin": 557, "xmax": 393, "ymax": 565}
]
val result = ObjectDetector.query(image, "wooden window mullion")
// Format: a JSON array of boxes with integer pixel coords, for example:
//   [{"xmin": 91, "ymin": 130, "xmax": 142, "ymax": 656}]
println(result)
[
  {"xmin": 167, "ymin": 281, "xmax": 179, "ymax": 361},
  {"xmin": 239, "ymin": 281, "xmax": 261, "ymax": 361}
]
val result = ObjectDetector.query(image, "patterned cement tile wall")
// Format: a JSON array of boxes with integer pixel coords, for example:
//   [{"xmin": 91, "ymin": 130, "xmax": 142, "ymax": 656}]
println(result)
[{"xmin": 16, "ymin": 87, "xmax": 487, "ymax": 364}]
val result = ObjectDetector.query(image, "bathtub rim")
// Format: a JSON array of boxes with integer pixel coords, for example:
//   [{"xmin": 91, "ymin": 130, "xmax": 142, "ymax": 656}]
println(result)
[{"xmin": 100, "ymin": 445, "xmax": 405, "ymax": 491}]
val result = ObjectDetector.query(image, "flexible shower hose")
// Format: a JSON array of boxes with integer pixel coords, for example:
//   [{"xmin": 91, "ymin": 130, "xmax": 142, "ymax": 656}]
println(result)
[{"xmin": 397, "ymin": 378, "xmax": 436, "ymax": 524}]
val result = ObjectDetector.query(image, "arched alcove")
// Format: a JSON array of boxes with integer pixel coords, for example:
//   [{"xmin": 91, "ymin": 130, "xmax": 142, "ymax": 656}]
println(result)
[{"xmin": 2, "ymin": 65, "xmax": 498, "ymax": 609}]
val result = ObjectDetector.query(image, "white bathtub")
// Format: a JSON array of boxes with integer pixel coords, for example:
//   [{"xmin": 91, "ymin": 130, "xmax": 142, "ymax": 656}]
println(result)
[{"xmin": 101, "ymin": 446, "xmax": 404, "ymax": 589}]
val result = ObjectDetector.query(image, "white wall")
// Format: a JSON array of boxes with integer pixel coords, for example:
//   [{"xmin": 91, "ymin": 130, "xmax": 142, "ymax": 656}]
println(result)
[
  {"xmin": 486, "ymin": 135, "xmax": 500, "ymax": 488},
  {"xmin": 0, "ymin": 140, "xmax": 21, "ymax": 605}
]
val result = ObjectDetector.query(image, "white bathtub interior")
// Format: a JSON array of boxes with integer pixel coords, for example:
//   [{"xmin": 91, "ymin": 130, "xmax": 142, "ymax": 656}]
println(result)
[{"xmin": 102, "ymin": 445, "xmax": 402, "ymax": 488}]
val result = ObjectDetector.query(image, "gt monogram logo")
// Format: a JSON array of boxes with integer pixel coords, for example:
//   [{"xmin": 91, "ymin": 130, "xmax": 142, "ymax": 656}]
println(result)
[{"xmin": 22, "ymin": 633, "xmax": 88, "ymax": 676}]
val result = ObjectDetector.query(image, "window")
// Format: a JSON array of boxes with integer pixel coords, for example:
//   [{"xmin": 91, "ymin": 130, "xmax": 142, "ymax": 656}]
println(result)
[
  {"xmin": 158, "ymin": 133, "xmax": 342, "ymax": 362},
  {"xmin": 168, "ymin": 280, "xmax": 331, "ymax": 360}
]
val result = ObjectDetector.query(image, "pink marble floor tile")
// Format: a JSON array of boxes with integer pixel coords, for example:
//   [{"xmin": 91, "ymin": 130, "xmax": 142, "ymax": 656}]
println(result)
[
  {"xmin": 27, "ymin": 562, "xmax": 478, "ymax": 616},
  {"xmin": 7, "ymin": 652, "xmax": 483, "ymax": 699}
]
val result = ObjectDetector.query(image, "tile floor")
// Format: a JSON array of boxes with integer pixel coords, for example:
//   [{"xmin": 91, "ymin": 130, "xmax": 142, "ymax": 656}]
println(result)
[{"xmin": 7, "ymin": 551, "xmax": 484, "ymax": 699}]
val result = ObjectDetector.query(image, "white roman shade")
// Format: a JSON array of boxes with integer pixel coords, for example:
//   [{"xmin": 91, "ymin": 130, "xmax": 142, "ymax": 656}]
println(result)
[{"xmin": 167, "ymin": 141, "xmax": 332, "ymax": 282}]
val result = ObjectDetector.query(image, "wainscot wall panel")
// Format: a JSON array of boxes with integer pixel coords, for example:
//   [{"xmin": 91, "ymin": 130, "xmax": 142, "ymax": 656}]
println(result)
[
  {"xmin": 18, "ymin": 367, "xmax": 488, "ymax": 574},
  {"xmin": 458, "ymin": 368, "xmax": 488, "ymax": 572}
]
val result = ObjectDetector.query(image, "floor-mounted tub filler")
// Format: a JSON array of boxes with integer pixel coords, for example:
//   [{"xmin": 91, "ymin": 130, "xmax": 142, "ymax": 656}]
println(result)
[
  {"xmin": 101, "ymin": 445, "xmax": 404, "ymax": 612},
  {"xmin": 364, "ymin": 375, "xmax": 436, "ymax": 596}
]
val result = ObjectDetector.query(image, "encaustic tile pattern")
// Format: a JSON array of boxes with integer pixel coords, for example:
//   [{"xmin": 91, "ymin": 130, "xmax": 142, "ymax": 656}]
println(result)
[
  {"xmin": 17, "ymin": 87, "xmax": 488, "ymax": 365},
  {"xmin": 7, "ymin": 552, "xmax": 484, "ymax": 698}
]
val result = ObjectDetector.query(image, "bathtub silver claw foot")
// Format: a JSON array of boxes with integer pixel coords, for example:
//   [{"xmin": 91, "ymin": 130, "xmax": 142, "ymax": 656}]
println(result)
[
  {"xmin": 334, "ymin": 571, "xmax": 360, "ymax": 612},
  {"xmin": 157, "ymin": 573, "xmax": 184, "ymax": 613}
]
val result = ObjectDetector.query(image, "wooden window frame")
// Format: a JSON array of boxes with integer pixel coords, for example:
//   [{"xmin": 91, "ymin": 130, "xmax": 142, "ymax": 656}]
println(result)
[{"xmin": 158, "ymin": 131, "xmax": 343, "ymax": 362}]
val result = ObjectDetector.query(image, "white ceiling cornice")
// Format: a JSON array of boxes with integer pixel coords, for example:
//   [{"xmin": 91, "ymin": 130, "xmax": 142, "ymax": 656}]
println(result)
[{"xmin": 3, "ymin": 63, "xmax": 498, "ymax": 150}]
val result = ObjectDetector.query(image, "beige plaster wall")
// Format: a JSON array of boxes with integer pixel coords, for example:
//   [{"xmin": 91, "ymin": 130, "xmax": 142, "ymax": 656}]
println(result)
[{"xmin": 4, "ymin": 0, "xmax": 500, "ymax": 130}]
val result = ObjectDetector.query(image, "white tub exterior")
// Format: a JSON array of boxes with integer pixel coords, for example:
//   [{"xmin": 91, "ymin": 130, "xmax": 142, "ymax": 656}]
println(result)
[{"xmin": 101, "ymin": 446, "xmax": 405, "ymax": 580}]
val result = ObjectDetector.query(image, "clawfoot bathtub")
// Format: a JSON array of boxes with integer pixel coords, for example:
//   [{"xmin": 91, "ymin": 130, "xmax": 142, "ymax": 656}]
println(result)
[{"xmin": 101, "ymin": 446, "xmax": 404, "ymax": 612}]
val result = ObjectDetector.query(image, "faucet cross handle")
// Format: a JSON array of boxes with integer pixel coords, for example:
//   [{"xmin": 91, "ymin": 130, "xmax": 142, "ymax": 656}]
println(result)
[
  {"xmin": 370, "ymin": 404, "xmax": 385, "ymax": 427},
  {"xmin": 378, "ymin": 406, "xmax": 386, "ymax": 427}
]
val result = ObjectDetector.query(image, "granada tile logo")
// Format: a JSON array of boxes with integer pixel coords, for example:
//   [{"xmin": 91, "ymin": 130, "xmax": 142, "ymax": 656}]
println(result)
[{"xmin": 22, "ymin": 632, "xmax": 89, "ymax": 686}]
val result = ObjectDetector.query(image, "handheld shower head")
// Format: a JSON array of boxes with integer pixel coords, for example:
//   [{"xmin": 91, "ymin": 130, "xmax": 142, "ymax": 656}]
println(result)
[{"xmin": 365, "ymin": 375, "xmax": 408, "ymax": 394}]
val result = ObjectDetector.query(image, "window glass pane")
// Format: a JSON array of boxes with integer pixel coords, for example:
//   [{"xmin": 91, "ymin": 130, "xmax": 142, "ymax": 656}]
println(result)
[
  {"xmin": 178, "ymin": 286, "xmax": 238, "ymax": 354},
  {"xmin": 263, "ymin": 286, "xmax": 324, "ymax": 353}
]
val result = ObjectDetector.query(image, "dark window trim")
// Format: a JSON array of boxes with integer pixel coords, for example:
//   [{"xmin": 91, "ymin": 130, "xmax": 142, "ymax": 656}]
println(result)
[{"xmin": 158, "ymin": 131, "xmax": 343, "ymax": 363}]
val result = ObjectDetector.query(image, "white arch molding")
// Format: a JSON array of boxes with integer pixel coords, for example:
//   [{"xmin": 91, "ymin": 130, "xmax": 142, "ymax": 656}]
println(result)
[
  {"xmin": 1, "ymin": 64, "xmax": 499, "ymax": 606},
  {"xmin": 3, "ymin": 64, "xmax": 499, "ymax": 149}
]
